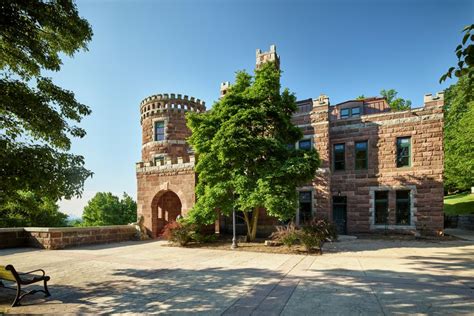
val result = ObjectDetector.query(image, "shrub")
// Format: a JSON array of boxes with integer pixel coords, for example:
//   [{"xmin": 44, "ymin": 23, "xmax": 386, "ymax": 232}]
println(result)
[
  {"xmin": 162, "ymin": 221, "xmax": 195, "ymax": 246},
  {"xmin": 270, "ymin": 223, "xmax": 299, "ymax": 248},
  {"xmin": 192, "ymin": 231, "xmax": 217, "ymax": 243},
  {"xmin": 298, "ymin": 219, "xmax": 338, "ymax": 253}
]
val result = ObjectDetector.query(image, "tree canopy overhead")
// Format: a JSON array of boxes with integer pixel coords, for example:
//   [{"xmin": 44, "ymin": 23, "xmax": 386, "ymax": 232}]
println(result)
[
  {"xmin": 440, "ymin": 24, "xmax": 474, "ymax": 83},
  {"xmin": 186, "ymin": 61, "xmax": 320, "ymax": 241},
  {"xmin": 0, "ymin": 1, "xmax": 94, "ymax": 204}
]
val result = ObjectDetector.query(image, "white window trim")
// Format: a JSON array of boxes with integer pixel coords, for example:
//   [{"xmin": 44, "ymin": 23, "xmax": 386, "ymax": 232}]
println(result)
[{"xmin": 369, "ymin": 185, "xmax": 417, "ymax": 230}]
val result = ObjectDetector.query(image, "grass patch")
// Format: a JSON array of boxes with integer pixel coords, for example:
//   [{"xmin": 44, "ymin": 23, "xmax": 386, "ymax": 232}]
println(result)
[{"xmin": 444, "ymin": 192, "xmax": 474, "ymax": 215}]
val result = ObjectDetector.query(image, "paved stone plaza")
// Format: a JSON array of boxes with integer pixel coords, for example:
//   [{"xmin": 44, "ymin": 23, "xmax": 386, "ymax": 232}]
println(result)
[{"xmin": 1, "ymin": 238, "xmax": 473, "ymax": 315}]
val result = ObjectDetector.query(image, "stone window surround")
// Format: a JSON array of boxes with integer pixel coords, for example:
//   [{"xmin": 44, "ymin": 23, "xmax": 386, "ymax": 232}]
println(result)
[
  {"xmin": 152, "ymin": 117, "xmax": 169, "ymax": 142},
  {"xmin": 396, "ymin": 136, "xmax": 412, "ymax": 168},
  {"xmin": 296, "ymin": 186, "xmax": 315, "ymax": 226},
  {"xmin": 333, "ymin": 143, "xmax": 346, "ymax": 171},
  {"xmin": 294, "ymin": 135, "xmax": 314, "ymax": 150},
  {"xmin": 369, "ymin": 185, "xmax": 417, "ymax": 230},
  {"xmin": 354, "ymin": 139, "xmax": 369, "ymax": 170}
]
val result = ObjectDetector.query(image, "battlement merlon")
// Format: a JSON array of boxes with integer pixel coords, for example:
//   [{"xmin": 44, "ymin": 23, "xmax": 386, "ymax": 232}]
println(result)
[
  {"xmin": 220, "ymin": 81, "xmax": 231, "ymax": 98},
  {"xmin": 313, "ymin": 94, "xmax": 330, "ymax": 108},
  {"xmin": 139, "ymin": 93, "xmax": 206, "ymax": 116},
  {"xmin": 136, "ymin": 155, "xmax": 196, "ymax": 172},
  {"xmin": 221, "ymin": 81, "xmax": 230, "ymax": 89},
  {"xmin": 140, "ymin": 93, "xmax": 206, "ymax": 108},
  {"xmin": 256, "ymin": 44, "xmax": 280, "ymax": 69},
  {"xmin": 423, "ymin": 91, "xmax": 444, "ymax": 108}
]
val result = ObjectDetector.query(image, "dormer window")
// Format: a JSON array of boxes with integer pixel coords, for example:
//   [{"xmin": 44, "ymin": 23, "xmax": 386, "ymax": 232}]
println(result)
[
  {"xmin": 351, "ymin": 107, "xmax": 361, "ymax": 117},
  {"xmin": 340, "ymin": 108, "xmax": 350, "ymax": 119},
  {"xmin": 340, "ymin": 107, "xmax": 361, "ymax": 119}
]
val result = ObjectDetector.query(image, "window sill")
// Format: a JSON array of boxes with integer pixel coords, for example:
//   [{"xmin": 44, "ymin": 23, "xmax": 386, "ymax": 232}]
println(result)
[
  {"xmin": 396, "ymin": 166, "xmax": 413, "ymax": 170},
  {"xmin": 371, "ymin": 224, "xmax": 415, "ymax": 230}
]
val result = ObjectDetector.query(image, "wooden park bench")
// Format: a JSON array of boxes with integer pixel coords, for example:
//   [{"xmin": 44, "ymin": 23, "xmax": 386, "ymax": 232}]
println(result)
[{"xmin": 0, "ymin": 264, "xmax": 51, "ymax": 307}]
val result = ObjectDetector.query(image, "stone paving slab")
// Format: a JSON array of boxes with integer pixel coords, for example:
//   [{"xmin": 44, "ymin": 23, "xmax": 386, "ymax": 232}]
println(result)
[{"xmin": 0, "ymin": 239, "xmax": 473, "ymax": 314}]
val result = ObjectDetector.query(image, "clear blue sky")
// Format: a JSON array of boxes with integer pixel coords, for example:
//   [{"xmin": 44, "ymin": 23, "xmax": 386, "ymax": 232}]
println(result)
[{"xmin": 55, "ymin": 0, "xmax": 473, "ymax": 217}]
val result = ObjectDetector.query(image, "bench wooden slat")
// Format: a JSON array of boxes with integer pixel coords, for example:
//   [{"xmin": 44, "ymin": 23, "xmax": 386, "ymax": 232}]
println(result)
[{"xmin": 0, "ymin": 265, "xmax": 16, "ymax": 282}]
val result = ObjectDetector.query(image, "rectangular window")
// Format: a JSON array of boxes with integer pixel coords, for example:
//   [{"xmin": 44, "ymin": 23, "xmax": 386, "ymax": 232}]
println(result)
[
  {"xmin": 374, "ymin": 191, "xmax": 389, "ymax": 225},
  {"xmin": 355, "ymin": 141, "xmax": 368, "ymax": 170},
  {"xmin": 396, "ymin": 137, "xmax": 411, "ymax": 167},
  {"xmin": 340, "ymin": 108, "xmax": 350, "ymax": 119},
  {"xmin": 299, "ymin": 191, "xmax": 312, "ymax": 224},
  {"xmin": 351, "ymin": 107, "xmax": 361, "ymax": 117},
  {"xmin": 298, "ymin": 139, "xmax": 312, "ymax": 150},
  {"xmin": 333, "ymin": 144, "xmax": 345, "ymax": 171},
  {"xmin": 154, "ymin": 156, "xmax": 164, "ymax": 166},
  {"xmin": 154, "ymin": 121, "xmax": 165, "ymax": 141},
  {"xmin": 396, "ymin": 190, "xmax": 411, "ymax": 225},
  {"xmin": 287, "ymin": 143, "xmax": 295, "ymax": 150}
]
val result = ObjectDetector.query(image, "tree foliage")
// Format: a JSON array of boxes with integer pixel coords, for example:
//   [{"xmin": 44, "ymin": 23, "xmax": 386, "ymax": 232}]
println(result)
[
  {"xmin": 81, "ymin": 192, "xmax": 137, "ymax": 226},
  {"xmin": 380, "ymin": 89, "xmax": 412, "ymax": 111},
  {"xmin": 0, "ymin": 1, "xmax": 93, "ymax": 205},
  {"xmin": 440, "ymin": 24, "xmax": 474, "ymax": 192},
  {"xmin": 443, "ymin": 75, "xmax": 474, "ymax": 191},
  {"xmin": 0, "ymin": 191, "xmax": 68, "ymax": 227},
  {"xmin": 440, "ymin": 24, "xmax": 474, "ymax": 83},
  {"xmin": 186, "ymin": 62, "xmax": 320, "ymax": 241}
]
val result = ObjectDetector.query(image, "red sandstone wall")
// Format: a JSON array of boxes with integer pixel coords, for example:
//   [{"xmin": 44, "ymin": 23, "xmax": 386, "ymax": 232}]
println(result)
[
  {"xmin": 137, "ymin": 168, "xmax": 196, "ymax": 238},
  {"xmin": 329, "ymin": 104, "xmax": 444, "ymax": 233},
  {"xmin": 141, "ymin": 110, "xmax": 191, "ymax": 162}
]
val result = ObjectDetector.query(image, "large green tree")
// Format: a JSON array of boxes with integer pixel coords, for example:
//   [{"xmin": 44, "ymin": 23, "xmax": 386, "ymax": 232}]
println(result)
[
  {"xmin": 82, "ymin": 192, "xmax": 137, "ymax": 226},
  {"xmin": 0, "ymin": 191, "xmax": 68, "ymax": 227},
  {"xmin": 186, "ymin": 62, "xmax": 320, "ymax": 241},
  {"xmin": 441, "ymin": 24, "xmax": 474, "ymax": 192},
  {"xmin": 0, "ymin": 1, "xmax": 93, "ymax": 206}
]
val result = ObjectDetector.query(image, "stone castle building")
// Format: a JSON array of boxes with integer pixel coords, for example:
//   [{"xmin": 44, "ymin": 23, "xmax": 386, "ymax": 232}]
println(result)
[{"xmin": 136, "ymin": 45, "xmax": 444, "ymax": 237}]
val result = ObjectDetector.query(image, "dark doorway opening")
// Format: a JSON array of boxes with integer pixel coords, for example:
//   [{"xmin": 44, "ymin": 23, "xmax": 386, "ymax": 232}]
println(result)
[{"xmin": 333, "ymin": 196, "xmax": 347, "ymax": 235}]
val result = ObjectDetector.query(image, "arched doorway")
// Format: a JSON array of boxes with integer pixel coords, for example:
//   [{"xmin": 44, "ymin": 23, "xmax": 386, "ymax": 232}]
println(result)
[{"xmin": 151, "ymin": 190, "xmax": 182, "ymax": 236}]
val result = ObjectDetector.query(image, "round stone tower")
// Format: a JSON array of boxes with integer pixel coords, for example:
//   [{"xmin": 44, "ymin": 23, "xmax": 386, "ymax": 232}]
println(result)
[
  {"xmin": 137, "ymin": 93, "xmax": 206, "ymax": 237},
  {"xmin": 139, "ymin": 93, "xmax": 205, "ymax": 164}
]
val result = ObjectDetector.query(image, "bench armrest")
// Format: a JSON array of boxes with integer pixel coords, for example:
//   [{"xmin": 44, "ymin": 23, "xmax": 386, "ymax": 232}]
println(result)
[{"xmin": 18, "ymin": 269, "xmax": 46, "ymax": 278}]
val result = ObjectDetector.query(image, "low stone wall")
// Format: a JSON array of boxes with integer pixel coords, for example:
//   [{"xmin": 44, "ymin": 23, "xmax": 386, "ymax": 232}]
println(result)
[
  {"xmin": 0, "ymin": 226, "xmax": 137, "ymax": 250},
  {"xmin": 0, "ymin": 228, "xmax": 28, "ymax": 249},
  {"xmin": 458, "ymin": 215, "xmax": 474, "ymax": 230},
  {"xmin": 443, "ymin": 215, "xmax": 474, "ymax": 230}
]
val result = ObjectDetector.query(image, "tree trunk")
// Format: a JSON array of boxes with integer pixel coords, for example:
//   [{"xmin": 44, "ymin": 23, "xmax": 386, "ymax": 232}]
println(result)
[{"xmin": 242, "ymin": 208, "xmax": 259, "ymax": 242}]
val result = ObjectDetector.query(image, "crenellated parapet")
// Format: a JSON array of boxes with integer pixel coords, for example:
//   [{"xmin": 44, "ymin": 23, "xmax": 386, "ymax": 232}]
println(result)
[
  {"xmin": 423, "ymin": 91, "xmax": 444, "ymax": 109},
  {"xmin": 139, "ymin": 93, "xmax": 206, "ymax": 124},
  {"xmin": 136, "ymin": 155, "xmax": 195, "ymax": 174}
]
